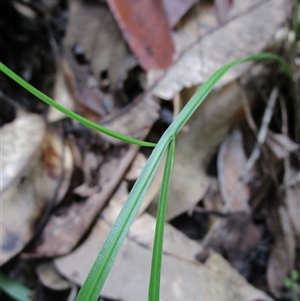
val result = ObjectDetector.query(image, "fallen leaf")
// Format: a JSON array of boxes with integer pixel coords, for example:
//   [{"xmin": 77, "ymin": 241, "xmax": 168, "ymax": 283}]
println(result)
[
  {"xmin": 36, "ymin": 261, "xmax": 70, "ymax": 290},
  {"xmin": 149, "ymin": 81, "xmax": 255, "ymax": 220},
  {"xmin": 217, "ymin": 129, "xmax": 251, "ymax": 212},
  {"xmin": 55, "ymin": 217, "xmax": 273, "ymax": 301},
  {"xmin": 74, "ymin": 152, "xmax": 103, "ymax": 198},
  {"xmin": 31, "ymin": 130, "xmax": 73, "ymax": 206},
  {"xmin": 107, "ymin": 0, "xmax": 174, "ymax": 70},
  {"xmin": 267, "ymin": 205, "xmax": 296, "ymax": 295},
  {"xmin": 203, "ymin": 177, "xmax": 224, "ymax": 223},
  {"xmin": 148, "ymin": 0, "xmax": 286, "ymax": 99},
  {"xmin": 65, "ymin": 0, "xmax": 129, "ymax": 88},
  {"xmin": 99, "ymin": 93, "xmax": 160, "ymax": 145},
  {"xmin": 162, "ymin": 0, "xmax": 197, "ymax": 28},
  {"xmin": 48, "ymin": 61, "xmax": 76, "ymax": 122},
  {"xmin": 29, "ymin": 144, "xmax": 139, "ymax": 257},
  {"xmin": 214, "ymin": 0, "xmax": 233, "ymax": 23},
  {"xmin": 1, "ymin": 114, "xmax": 45, "ymax": 192},
  {"xmin": 266, "ymin": 130, "xmax": 299, "ymax": 159},
  {"xmin": 1, "ymin": 179, "xmax": 43, "ymax": 265},
  {"xmin": 125, "ymin": 152, "xmax": 147, "ymax": 181},
  {"xmin": 197, "ymin": 213, "xmax": 261, "ymax": 277},
  {"xmin": 284, "ymin": 168, "xmax": 300, "ymax": 240}
]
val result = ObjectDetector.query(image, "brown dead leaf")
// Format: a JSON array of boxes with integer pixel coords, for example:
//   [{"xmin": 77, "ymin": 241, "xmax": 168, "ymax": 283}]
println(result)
[
  {"xmin": 55, "ymin": 217, "xmax": 273, "ymax": 301},
  {"xmin": 267, "ymin": 204, "xmax": 296, "ymax": 295},
  {"xmin": 29, "ymin": 145, "xmax": 139, "ymax": 257},
  {"xmin": 107, "ymin": 0, "xmax": 174, "ymax": 70},
  {"xmin": 148, "ymin": 0, "xmax": 286, "ymax": 99},
  {"xmin": 266, "ymin": 130, "xmax": 299, "ymax": 159},
  {"xmin": 149, "ymin": 81, "xmax": 256, "ymax": 220},
  {"xmin": 218, "ymin": 129, "xmax": 251, "ymax": 212}
]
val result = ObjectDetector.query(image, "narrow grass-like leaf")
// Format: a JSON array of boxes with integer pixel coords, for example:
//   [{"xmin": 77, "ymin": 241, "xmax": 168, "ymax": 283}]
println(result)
[
  {"xmin": 0, "ymin": 272, "xmax": 32, "ymax": 301},
  {"xmin": 75, "ymin": 53, "xmax": 291, "ymax": 301},
  {"xmin": 0, "ymin": 62, "xmax": 156, "ymax": 148},
  {"xmin": 149, "ymin": 137, "xmax": 175, "ymax": 301}
]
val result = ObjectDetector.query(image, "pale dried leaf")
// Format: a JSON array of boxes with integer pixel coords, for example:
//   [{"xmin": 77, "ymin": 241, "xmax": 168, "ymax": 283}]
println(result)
[
  {"xmin": 266, "ymin": 130, "xmax": 299, "ymax": 159},
  {"xmin": 162, "ymin": 0, "xmax": 197, "ymax": 28},
  {"xmin": 218, "ymin": 129, "xmax": 251, "ymax": 212},
  {"xmin": 203, "ymin": 177, "xmax": 224, "ymax": 223},
  {"xmin": 149, "ymin": 81, "xmax": 252, "ymax": 220},
  {"xmin": 36, "ymin": 261, "xmax": 70, "ymax": 290},
  {"xmin": 55, "ymin": 218, "xmax": 273, "ymax": 301},
  {"xmin": 148, "ymin": 0, "xmax": 286, "ymax": 99},
  {"xmin": 284, "ymin": 169, "xmax": 300, "ymax": 239},
  {"xmin": 267, "ymin": 206, "xmax": 296, "ymax": 294},
  {"xmin": 48, "ymin": 61, "xmax": 76, "ymax": 122},
  {"xmin": 31, "ymin": 131, "xmax": 73, "ymax": 205},
  {"xmin": 1, "ymin": 180, "xmax": 43, "ymax": 265},
  {"xmin": 30, "ymin": 145, "xmax": 139, "ymax": 257},
  {"xmin": 65, "ymin": 0, "xmax": 128, "ymax": 87},
  {"xmin": 1, "ymin": 114, "xmax": 45, "ymax": 192},
  {"xmin": 99, "ymin": 94, "xmax": 160, "ymax": 144},
  {"xmin": 125, "ymin": 152, "xmax": 147, "ymax": 181}
]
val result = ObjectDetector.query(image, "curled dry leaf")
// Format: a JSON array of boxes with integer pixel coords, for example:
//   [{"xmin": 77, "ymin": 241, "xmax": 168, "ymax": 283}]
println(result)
[
  {"xmin": 55, "ymin": 217, "xmax": 273, "ymax": 301},
  {"xmin": 148, "ymin": 0, "xmax": 286, "ymax": 99},
  {"xmin": 107, "ymin": 0, "xmax": 174, "ymax": 70},
  {"xmin": 217, "ymin": 129, "xmax": 251, "ymax": 212}
]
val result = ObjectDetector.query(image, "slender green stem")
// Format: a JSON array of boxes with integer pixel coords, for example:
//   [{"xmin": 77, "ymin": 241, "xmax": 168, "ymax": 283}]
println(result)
[
  {"xmin": 0, "ymin": 62, "xmax": 156, "ymax": 148},
  {"xmin": 149, "ymin": 138, "xmax": 175, "ymax": 301}
]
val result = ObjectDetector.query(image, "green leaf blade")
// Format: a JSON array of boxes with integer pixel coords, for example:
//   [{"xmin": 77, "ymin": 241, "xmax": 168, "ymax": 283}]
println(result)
[{"xmin": 149, "ymin": 138, "xmax": 175, "ymax": 301}]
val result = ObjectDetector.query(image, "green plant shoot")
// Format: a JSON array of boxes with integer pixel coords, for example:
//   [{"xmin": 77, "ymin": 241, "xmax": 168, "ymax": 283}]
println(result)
[{"xmin": 0, "ymin": 53, "xmax": 291, "ymax": 301}]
